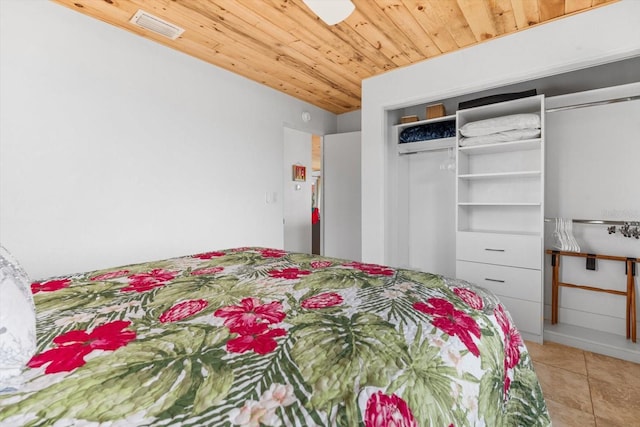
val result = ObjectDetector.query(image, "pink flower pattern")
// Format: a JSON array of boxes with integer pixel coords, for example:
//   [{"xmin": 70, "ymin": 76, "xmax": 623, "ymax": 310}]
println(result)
[
  {"xmin": 268, "ymin": 268, "xmax": 311, "ymax": 280},
  {"xmin": 494, "ymin": 304, "xmax": 523, "ymax": 400},
  {"xmin": 301, "ymin": 292, "xmax": 343, "ymax": 309},
  {"xmin": 310, "ymin": 260, "xmax": 332, "ymax": 269},
  {"xmin": 454, "ymin": 287, "xmax": 484, "ymax": 310},
  {"xmin": 414, "ymin": 297, "xmax": 481, "ymax": 357},
  {"xmin": 226, "ymin": 323, "xmax": 287, "ymax": 355},
  {"xmin": 28, "ymin": 320, "xmax": 136, "ymax": 374},
  {"xmin": 90, "ymin": 270, "xmax": 130, "ymax": 281},
  {"xmin": 159, "ymin": 299, "xmax": 209, "ymax": 323},
  {"xmin": 31, "ymin": 278, "xmax": 72, "ymax": 294},
  {"xmin": 364, "ymin": 391, "xmax": 417, "ymax": 427},
  {"xmin": 259, "ymin": 249, "xmax": 287, "ymax": 258},
  {"xmin": 215, "ymin": 298, "xmax": 286, "ymax": 333},
  {"xmin": 191, "ymin": 266, "xmax": 224, "ymax": 276},
  {"xmin": 192, "ymin": 251, "xmax": 225, "ymax": 260},
  {"xmin": 216, "ymin": 298, "xmax": 287, "ymax": 355},
  {"xmin": 121, "ymin": 269, "xmax": 178, "ymax": 293},
  {"xmin": 344, "ymin": 262, "xmax": 395, "ymax": 276}
]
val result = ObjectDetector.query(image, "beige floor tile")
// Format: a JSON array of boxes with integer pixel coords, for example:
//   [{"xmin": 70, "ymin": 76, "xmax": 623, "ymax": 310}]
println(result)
[
  {"xmin": 595, "ymin": 416, "xmax": 631, "ymax": 427},
  {"xmin": 524, "ymin": 341, "xmax": 639, "ymax": 426},
  {"xmin": 545, "ymin": 399, "xmax": 596, "ymax": 427},
  {"xmin": 526, "ymin": 341, "xmax": 587, "ymax": 375},
  {"xmin": 585, "ymin": 351, "xmax": 640, "ymax": 389},
  {"xmin": 589, "ymin": 376, "xmax": 640, "ymax": 426},
  {"xmin": 533, "ymin": 361, "xmax": 593, "ymax": 414}
]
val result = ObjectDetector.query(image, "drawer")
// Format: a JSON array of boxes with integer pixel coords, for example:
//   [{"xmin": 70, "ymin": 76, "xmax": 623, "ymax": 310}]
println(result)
[
  {"xmin": 456, "ymin": 232, "xmax": 541, "ymax": 269},
  {"xmin": 456, "ymin": 260, "xmax": 542, "ymax": 302},
  {"xmin": 492, "ymin": 295, "xmax": 543, "ymax": 336}
]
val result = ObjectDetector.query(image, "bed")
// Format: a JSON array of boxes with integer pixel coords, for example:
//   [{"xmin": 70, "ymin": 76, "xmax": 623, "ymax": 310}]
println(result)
[{"xmin": 0, "ymin": 247, "xmax": 550, "ymax": 426}]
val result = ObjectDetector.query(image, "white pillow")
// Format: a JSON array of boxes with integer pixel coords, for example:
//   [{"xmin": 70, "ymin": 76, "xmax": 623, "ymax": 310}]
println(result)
[
  {"xmin": 459, "ymin": 113, "xmax": 541, "ymax": 137},
  {"xmin": 0, "ymin": 245, "xmax": 36, "ymax": 389}
]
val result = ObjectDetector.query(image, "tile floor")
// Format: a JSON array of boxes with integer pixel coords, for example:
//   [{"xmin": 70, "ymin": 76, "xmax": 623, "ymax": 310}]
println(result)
[{"xmin": 525, "ymin": 340, "xmax": 640, "ymax": 427}]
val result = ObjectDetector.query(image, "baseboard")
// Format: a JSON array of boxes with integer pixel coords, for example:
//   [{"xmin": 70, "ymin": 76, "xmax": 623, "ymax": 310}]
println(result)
[{"xmin": 543, "ymin": 321, "xmax": 640, "ymax": 363}]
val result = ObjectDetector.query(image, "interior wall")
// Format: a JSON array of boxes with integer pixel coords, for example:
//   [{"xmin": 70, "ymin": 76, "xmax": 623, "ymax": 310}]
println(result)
[
  {"xmin": 323, "ymin": 131, "xmax": 362, "ymax": 262},
  {"xmin": 337, "ymin": 110, "xmax": 362, "ymax": 133},
  {"xmin": 361, "ymin": 0, "xmax": 640, "ymax": 265},
  {"xmin": 0, "ymin": 0, "xmax": 337, "ymax": 279}
]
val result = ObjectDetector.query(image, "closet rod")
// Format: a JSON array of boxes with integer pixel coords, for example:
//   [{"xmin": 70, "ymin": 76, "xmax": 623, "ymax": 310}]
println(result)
[
  {"xmin": 545, "ymin": 94, "xmax": 640, "ymax": 113},
  {"xmin": 544, "ymin": 218, "xmax": 640, "ymax": 226}
]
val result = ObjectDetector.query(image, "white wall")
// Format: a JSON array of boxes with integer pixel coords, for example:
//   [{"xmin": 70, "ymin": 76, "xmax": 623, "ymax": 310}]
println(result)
[
  {"xmin": 323, "ymin": 131, "xmax": 362, "ymax": 261},
  {"xmin": 361, "ymin": 0, "xmax": 640, "ymax": 265},
  {"xmin": 337, "ymin": 110, "xmax": 361, "ymax": 133},
  {"xmin": 0, "ymin": 0, "xmax": 337, "ymax": 279}
]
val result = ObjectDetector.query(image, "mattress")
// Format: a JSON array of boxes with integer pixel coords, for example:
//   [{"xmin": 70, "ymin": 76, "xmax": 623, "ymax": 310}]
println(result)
[{"xmin": 0, "ymin": 247, "xmax": 550, "ymax": 426}]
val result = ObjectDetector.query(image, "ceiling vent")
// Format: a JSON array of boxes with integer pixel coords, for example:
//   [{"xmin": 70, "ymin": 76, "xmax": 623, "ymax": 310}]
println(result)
[{"xmin": 129, "ymin": 10, "xmax": 185, "ymax": 40}]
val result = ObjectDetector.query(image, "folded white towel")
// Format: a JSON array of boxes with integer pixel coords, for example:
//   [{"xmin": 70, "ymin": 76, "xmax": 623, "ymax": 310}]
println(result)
[
  {"xmin": 459, "ymin": 128, "xmax": 541, "ymax": 147},
  {"xmin": 459, "ymin": 113, "xmax": 541, "ymax": 137}
]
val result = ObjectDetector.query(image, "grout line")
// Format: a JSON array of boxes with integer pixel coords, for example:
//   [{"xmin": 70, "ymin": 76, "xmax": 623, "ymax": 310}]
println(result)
[
  {"xmin": 532, "ymin": 358, "xmax": 588, "ymax": 378},
  {"xmin": 584, "ymin": 350, "xmax": 597, "ymax": 418},
  {"xmin": 544, "ymin": 397, "xmax": 596, "ymax": 425},
  {"xmin": 589, "ymin": 374, "xmax": 600, "ymax": 427}
]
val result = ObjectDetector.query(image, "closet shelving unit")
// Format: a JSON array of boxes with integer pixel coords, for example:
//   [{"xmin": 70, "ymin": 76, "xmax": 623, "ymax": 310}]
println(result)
[{"xmin": 455, "ymin": 95, "xmax": 546, "ymax": 343}]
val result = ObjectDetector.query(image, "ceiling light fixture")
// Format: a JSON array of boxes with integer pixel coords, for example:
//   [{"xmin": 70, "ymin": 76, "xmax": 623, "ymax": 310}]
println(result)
[{"xmin": 302, "ymin": 0, "xmax": 355, "ymax": 25}]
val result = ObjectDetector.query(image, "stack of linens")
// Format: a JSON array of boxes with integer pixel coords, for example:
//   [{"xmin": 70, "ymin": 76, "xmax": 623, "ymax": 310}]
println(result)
[
  {"xmin": 399, "ymin": 119, "xmax": 456, "ymax": 143},
  {"xmin": 458, "ymin": 113, "xmax": 540, "ymax": 147}
]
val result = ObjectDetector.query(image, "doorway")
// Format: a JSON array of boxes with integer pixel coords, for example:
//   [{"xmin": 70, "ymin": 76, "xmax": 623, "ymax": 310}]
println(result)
[
  {"xmin": 282, "ymin": 127, "xmax": 322, "ymax": 255},
  {"xmin": 311, "ymin": 135, "xmax": 322, "ymax": 255}
]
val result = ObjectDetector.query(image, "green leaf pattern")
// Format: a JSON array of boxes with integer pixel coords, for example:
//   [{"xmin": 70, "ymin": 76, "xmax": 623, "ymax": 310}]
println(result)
[{"xmin": 0, "ymin": 248, "xmax": 550, "ymax": 426}]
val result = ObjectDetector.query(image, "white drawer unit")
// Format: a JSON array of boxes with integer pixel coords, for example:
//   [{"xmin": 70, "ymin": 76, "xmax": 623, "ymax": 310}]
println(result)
[
  {"xmin": 493, "ymin": 295, "xmax": 543, "ymax": 337},
  {"xmin": 456, "ymin": 260, "xmax": 541, "ymax": 302},
  {"xmin": 456, "ymin": 231, "xmax": 541, "ymax": 269},
  {"xmin": 455, "ymin": 95, "xmax": 545, "ymax": 343}
]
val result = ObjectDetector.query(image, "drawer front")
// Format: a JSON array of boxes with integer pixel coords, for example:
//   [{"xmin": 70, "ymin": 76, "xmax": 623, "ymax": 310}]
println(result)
[
  {"xmin": 493, "ymin": 295, "xmax": 543, "ymax": 336},
  {"xmin": 456, "ymin": 261, "xmax": 542, "ymax": 302},
  {"xmin": 456, "ymin": 232, "xmax": 541, "ymax": 269}
]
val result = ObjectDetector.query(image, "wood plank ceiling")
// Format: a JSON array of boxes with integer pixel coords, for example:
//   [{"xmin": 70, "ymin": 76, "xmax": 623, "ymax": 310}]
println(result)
[{"xmin": 52, "ymin": 0, "xmax": 617, "ymax": 114}]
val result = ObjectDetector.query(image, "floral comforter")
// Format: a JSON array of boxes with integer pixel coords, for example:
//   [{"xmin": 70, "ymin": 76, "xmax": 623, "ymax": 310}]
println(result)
[{"xmin": 0, "ymin": 248, "xmax": 550, "ymax": 426}]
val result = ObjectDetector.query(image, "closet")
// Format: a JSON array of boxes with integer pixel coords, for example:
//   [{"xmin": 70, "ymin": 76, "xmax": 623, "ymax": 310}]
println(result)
[
  {"xmin": 390, "ymin": 96, "xmax": 546, "ymax": 343},
  {"xmin": 387, "ymin": 81, "xmax": 639, "ymax": 361}
]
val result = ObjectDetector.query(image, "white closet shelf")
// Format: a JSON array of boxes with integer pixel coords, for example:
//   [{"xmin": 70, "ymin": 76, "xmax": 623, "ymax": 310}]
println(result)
[
  {"xmin": 397, "ymin": 137, "xmax": 456, "ymax": 154},
  {"xmin": 458, "ymin": 138, "xmax": 541, "ymax": 154},
  {"xmin": 458, "ymin": 171, "xmax": 541, "ymax": 180},
  {"xmin": 458, "ymin": 202, "xmax": 542, "ymax": 206},
  {"xmin": 457, "ymin": 229, "xmax": 541, "ymax": 236},
  {"xmin": 394, "ymin": 114, "xmax": 456, "ymax": 131}
]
